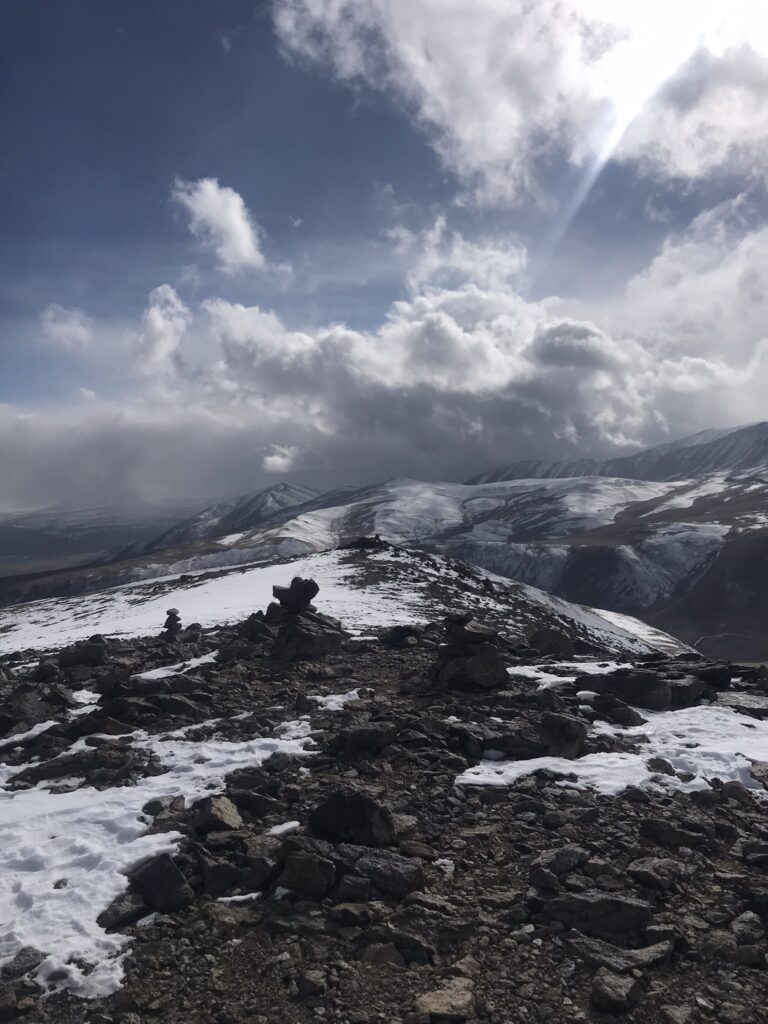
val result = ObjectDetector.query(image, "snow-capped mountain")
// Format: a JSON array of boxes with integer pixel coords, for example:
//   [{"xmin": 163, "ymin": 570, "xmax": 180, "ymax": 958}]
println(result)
[
  {"xmin": 468, "ymin": 421, "xmax": 768, "ymax": 483},
  {"xmin": 0, "ymin": 500, "xmax": 205, "ymax": 578},
  {"xmin": 2, "ymin": 424, "xmax": 767, "ymax": 659},
  {"xmin": 0, "ymin": 545, "xmax": 687, "ymax": 658},
  {"xmin": 124, "ymin": 483, "xmax": 319, "ymax": 556}
]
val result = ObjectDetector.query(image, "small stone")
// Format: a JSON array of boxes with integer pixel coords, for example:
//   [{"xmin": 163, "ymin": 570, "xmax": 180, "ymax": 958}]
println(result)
[
  {"xmin": 414, "ymin": 978, "xmax": 476, "ymax": 1021},
  {"xmin": 361, "ymin": 943, "xmax": 405, "ymax": 967},
  {"xmin": 590, "ymin": 968, "xmax": 641, "ymax": 1013}
]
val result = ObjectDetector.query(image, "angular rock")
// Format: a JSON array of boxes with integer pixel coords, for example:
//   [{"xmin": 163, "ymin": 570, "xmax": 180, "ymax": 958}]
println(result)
[
  {"xmin": 279, "ymin": 851, "xmax": 337, "ymax": 898},
  {"xmin": 527, "ymin": 627, "xmax": 575, "ymax": 658},
  {"xmin": 566, "ymin": 931, "xmax": 673, "ymax": 972},
  {"xmin": 590, "ymin": 968, "xmax": 641, "ymax": 1013},
  {"xmin": 627, "ymin": 857, "xmax": 681, "ymax": 891},
  {"xmin": 331, "ymin": 723, "xmax": 398, "ymax": 757},
  {"xmin": 544, "ymin": 892, "xmax": 653, "ymax": 941},
  {"xmin": 414, "ymin": 977, "xmax": 476, "ymax": 1021},
  {"xmin": 0, "ymin": 946, "xmax": 46, "ymax": 980},
  {"xmin": 435, "ymin": 643, "xmax": 508, "ymax": 690},
  {"xmin": 668, "ymin": 675, "xmax": 706, "ymax": 708},
  {"xmin": 354, "ymin": 850, "xmax": 425, "ymax": 896},
  {"xmin": 444, "ymin": 613, "xmax": 498, "ymax": 646},
  {"xmin": 191, "ymin": 795, "xmax": 243, "ymax": 833},
  {"xmin": 309, "ymin": 789, "xmax": 397, "ymax": 847},
  {"xmin": 273, "ymin": 619, "xmax": 343, "ymax": 661},
  {"xmin": 529, "ymin": 845, "xmax": 589, "ymax": 888},
  {"xmin": 57, "ymin": 640, "xmax": 108, "ymax": 669},
  {"xmin": 749, "ymin": 761, "xmax": 768, "ymax": 791},
  {"xmin": 599, "ymin": 668, "xmax": 671, "ymax": 711},
  {"xmin": 97, "ymin": 890, "xmax": 151, "ymax": 930},
  {"xmin": 591, "ymin": 693, "xmax": 646, "ymax": 727},
  {"xmin": 131, "ymin": 853, "xmax": 193, "ymax": 912},
  {"xmin": 540, "ymin": 712, "xmax": 587, "ymax": 758}
]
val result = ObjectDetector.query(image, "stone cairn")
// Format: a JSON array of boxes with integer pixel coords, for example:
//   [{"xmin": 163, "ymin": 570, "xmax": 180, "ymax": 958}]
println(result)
[
  {"xmin": 433, "ymin": 611, "xmax": 509, "ymax": 690},
  {"xmin": 237, "ymin": 577, "xmax": 346, "ymax": 662},
  {"xmin": 161, "ymin": 608, "xmax": 182, "ymax": 641}
]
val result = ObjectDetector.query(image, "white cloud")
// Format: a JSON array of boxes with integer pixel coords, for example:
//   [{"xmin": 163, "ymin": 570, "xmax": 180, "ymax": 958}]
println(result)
[
  {"xmin": 262, "ymin": 444, "xmax": 301, "ymax": 472},
  {"xmin": 137, "ymin": 284, "xmax": 191, "ymax": 377},
  {"xmin": 10, "ymin": 199, "xmax": 768, "ymax": 505},
  {"xmin": 273, "ymin": 0, "xmax": 768, "ymax": 203},
  {"xmin": 40, "ymin": 304, "xmax": 94, "ymax": 350},
  {"xmin": 172, "ymin": 177, "xmax": 266, "ymax": 272}
]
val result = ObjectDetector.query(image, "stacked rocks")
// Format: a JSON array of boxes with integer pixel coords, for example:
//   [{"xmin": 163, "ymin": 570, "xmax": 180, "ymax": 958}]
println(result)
[
  {"xmin": 433, "ymin": 612, "xmax": 509, "ymax": 690},
  {"xmin": 268, "ymin": 577, "xmax": 346, "ymax": 661},
  {"xmin": 161, "ymin": 608, "xmax": 182, "ymax": 641}
]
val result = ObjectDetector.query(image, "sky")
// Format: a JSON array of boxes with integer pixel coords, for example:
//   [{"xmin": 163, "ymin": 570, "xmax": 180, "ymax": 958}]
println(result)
[{"xmin": 2, "ymin": 0, "xmax": 768, "ymax": 509}]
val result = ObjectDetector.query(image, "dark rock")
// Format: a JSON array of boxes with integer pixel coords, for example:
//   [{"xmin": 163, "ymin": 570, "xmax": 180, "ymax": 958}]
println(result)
[
  {"xmin": 239, "ymin": 614, "xmax": 277, "ymax": 643},
  {"xmin": 353, "ymin": 850, "xmax": 425, "ymax": 896},
  {"xmin": 240, "ymin": 836, "xmax": 283, "ymax": 889},
  {"xmin": 435, "ymin": 642, "xmax": 508, "ymax": 690},
  {"xmin": 331, "ymin": 723, "xmax": 398, "ymax": 757},
  {"xmin": 544, "ymin": 892, "xmax": 653, "ymax": 940},
  {"xmin": 279, "ymin": 851, "xmax": 337, "ymax": 898},
  {"xmin": 668, "ymin": 675, "xmax": 706, "ymax": 707},
  {"xmin": 591, "ymin": 693, "xmax": 646, "ymax": 727},
  {"xmin": 627, "ymin": 857, "xmax": 681, "ymax": 891},
  {"xmin": 57, "ymin": 640, "xmax": 108, "ymax": 669},
  {"xmin": 598, "ymin": 668, "xmax": 671, "ymax": 710},
  {"xmin": 308, "ymin": 788, "xmax": 397, "ymax": 847},
  {"xmin": 540, "ymin": 713, "xmax": 587, "ymax": 758},
  {"xmin": 273, "ymin": 619, "xmax": 344, "ymax": 661},
  {"xmin": 566, "ymin": 931, "xmax": 672, "ymax": 972},
  {"xmin": 0, "ymin": 947, "xmax": 46, "ymax": 980},
  {"xmin": 202, "ymin": 857, "xmax": 245, "ymax": 898},
  {"xmin": 640, "ymin": 817, "xmax": 706, "ymax": 849},
  {"xmin": 590, "ymin": 968, "xmax": 641, "ymax": 1013},
  {"xmin": 97, "ymin": 891, "xmax": 151, "ymax": 930},
  {"xmin": 131, "ymin": 853, "xmax": 194, "ymax": 912},
  {"xmin": 272, "ymin": 577, "xmax": 320, "ymax": 613},
  {"xmin": 527, "ymin": 627, "xmax": 575, "ymax": 658},
  {"xmin": 444, "ymin": 612, "xmax": 498, "ymax": 646},
  {"xmin": 529, "ymin": 845, "xmax": 589, "ymax": 887}
]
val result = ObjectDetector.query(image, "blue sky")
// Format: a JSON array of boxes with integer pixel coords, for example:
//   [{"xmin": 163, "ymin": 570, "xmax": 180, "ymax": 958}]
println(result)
[{"xmin": 2, "ymin": 1, "xmax": 768, "ymax": 507}]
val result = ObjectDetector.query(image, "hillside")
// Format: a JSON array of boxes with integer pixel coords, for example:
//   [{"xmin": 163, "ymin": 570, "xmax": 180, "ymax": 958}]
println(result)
[{"xmin": 0, "ymin": 544, "xmax": 766, "ymax": 1024}]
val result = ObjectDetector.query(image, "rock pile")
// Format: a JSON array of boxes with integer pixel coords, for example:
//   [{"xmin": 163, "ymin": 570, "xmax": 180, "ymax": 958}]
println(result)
[
  {"xmin": 161, "ymin": 608, "xmax": 182, "ymax": 641},
  {"xmin": 433, "ymin": 612, "xmax": 509, "ymax": 690}
]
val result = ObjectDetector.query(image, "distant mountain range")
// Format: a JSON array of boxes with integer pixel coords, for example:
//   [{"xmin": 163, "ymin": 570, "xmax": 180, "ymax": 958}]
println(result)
[
  {"xmin": 2, "ymin": 422, "xmax": 767, "ymax": 659},
  {"xmin": 468, "ymin": 422, "xmax": 768, "ymax": 483}
]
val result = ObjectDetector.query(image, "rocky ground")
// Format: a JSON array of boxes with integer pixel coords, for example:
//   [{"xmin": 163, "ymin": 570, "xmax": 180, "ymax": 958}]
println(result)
[{"xmin": 0, "ymin": 553, "xmax": 767, "ymax": 1024}]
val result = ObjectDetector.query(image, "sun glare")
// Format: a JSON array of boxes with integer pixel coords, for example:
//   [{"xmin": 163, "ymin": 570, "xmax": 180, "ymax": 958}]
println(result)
[{"xmin": 533, "ymin": 0, "xmax": 768, "ymax": 279}]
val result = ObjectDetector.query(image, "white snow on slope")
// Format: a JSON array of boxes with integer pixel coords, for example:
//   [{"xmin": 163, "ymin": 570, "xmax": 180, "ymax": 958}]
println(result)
[
  {"xmin": 0, "ymin": 701, "xmax": 348, "ymax": 997},
  {"xmin": 458, "ymin": 705, "xmax": 768, "ymax": 796},
  {"xmin": 0, "ymin": 552, "xmax": 416, "ymax": 655},
  {"xmin": 0, "ymin": 549, "xmax": 688, "ymax": 657}
]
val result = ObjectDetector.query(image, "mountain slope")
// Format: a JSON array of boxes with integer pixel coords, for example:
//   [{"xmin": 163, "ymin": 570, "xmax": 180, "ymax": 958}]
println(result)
[
  {"xmin": 0, "ymin": 545, "xmax": 688, "ymax": 658},
  {"xmin": 0, "ymin": 500, "xmax": 205, "ymax": 578},
  {"xmin": 468, "ymin": 421, "xmax": 768, "ymax": 483},
  {"xmin": 129, "ymin": 483, "xmax": 319, "ymax": 555}
]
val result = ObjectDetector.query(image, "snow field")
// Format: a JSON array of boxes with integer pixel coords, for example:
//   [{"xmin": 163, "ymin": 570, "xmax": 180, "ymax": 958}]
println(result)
[
  {"xmin": 458, "ymin": 704, "xmax": 768, "ymax": 796},
  {"xmin": 0, "ymin": 691, "xmax": 355, "ymax": 998}
]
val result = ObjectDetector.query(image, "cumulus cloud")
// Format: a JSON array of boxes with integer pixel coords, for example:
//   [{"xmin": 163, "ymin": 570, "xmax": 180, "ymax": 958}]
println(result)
[
  {"xmin": 172, "ymin": 177, "xmax": 266, "ymax": 272},
  {"xmin": 7, "ymin": 200, "xmax": 768, "ymax": 507},
  {"xmin": 137, "ymin": 285, "xmax": 191, "ymax": 377},
  {"xmin": 40, "ymin": 304, "xmax": 94, "ymax": 350},
  {"xmin": 273, "ymin": 0, "xmax": 768, "ymax": 203}
]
